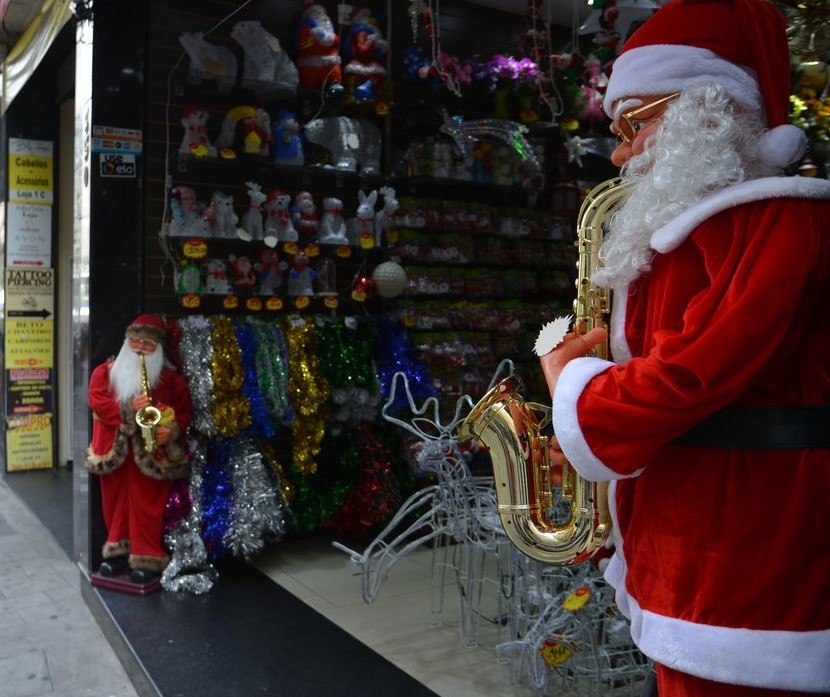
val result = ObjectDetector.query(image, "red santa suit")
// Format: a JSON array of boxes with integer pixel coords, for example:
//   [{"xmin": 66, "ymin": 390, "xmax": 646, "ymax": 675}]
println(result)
[
  {"xmin": 553, "ymin": 177, "xmax": 830, "ymax": 693},
  {"xmin": 86, "ymin": 347, "xmax": 191, "ymax": 573},
  {"xmin": 296, "ymin": 3, "xmax": 342, "ymax": 91}
]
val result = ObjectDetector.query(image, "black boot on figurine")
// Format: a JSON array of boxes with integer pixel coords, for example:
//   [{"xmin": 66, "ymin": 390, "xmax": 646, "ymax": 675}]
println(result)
[
  {"xmin": 129, "ymin": 568, "xmax": 161, "ymax": 584},
  {"xmin": 98, "ymin": 555, "xmax": 129, "ymax": 577}
]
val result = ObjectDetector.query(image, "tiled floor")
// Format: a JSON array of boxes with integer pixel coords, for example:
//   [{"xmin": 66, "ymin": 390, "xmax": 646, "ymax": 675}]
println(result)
[
  {"xmin": 0, "ymin": 475, "xmax": 140, "ymax": 697},
  {"xmin": 255, "ymin": 534, "xmax": 649, "ymax": 697},
  {"xmin": 255, "ymin": 536, "xmax": 542, "ymax": 697}
]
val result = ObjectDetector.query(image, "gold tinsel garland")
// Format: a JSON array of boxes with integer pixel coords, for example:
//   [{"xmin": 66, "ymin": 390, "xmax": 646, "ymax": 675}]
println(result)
[
  {"xmin": 208, "ymin": 316, "xmax": 252, "ymax": 437},
  {"xmin": 284, "ymin": 317, "xmax": 330, "ymax": 475}
]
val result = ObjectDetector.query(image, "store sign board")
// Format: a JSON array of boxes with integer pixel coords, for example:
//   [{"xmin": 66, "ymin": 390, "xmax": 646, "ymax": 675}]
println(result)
[
  {"xmin": 7, "ymin": 202, "xmax": 52, "ymax": 267},
  {"xmin": 4, "ymin": 267, "xmax": 55, "ymax": 471},
  {"xmin": 8, "ymin": 138, "xmax": 53, "ymax": 204}
]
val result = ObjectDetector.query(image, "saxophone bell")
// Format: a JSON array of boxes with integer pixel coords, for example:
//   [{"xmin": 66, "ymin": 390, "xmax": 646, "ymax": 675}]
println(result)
[
  {"xmin": 135, "ymin": 353, "xmax": 162, "ymax": 453},
  {"xmin": 458, "ymin": 178, "xmax": 630, "ymax": 565}
]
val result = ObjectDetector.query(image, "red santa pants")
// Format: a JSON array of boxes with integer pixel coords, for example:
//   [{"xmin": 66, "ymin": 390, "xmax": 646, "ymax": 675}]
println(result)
[
  {"xmin": 657, "ymin": 664, "xmax": 817, "ymax": 697},
  {"xmin": 100, "ymin": 456, "xmax": 169, "ymax": 560}
]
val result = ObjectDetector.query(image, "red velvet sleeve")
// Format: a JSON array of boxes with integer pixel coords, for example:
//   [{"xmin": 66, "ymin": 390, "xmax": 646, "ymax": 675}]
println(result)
[
  {"xmin": 575, "ymin": 198, "xmax": 830, "ymax": 475},
  {"xmin": 87, "ymin": 361, "xmax": 122, "ymax": 427}
]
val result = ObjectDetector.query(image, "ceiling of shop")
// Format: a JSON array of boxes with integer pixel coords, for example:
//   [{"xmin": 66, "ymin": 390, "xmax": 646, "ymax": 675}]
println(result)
[
  {"xmin": 0, "ymin": 0, "xmax": 592, "ymax": 58},
  {"xmin": 468, "ymin": 0, "xmax": 591, "ymax": 26}
]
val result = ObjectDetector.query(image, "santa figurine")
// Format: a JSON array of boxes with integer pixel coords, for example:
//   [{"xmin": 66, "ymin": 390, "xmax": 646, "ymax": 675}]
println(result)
[
  {"xmin": 85, "ymin": 315, "xmax": 191, "ymax": 585},
  {"xmin": 287, "ymin": 248, "xmax": 317, "ymax": 296},
  {"xmin": 343, "ymin": 6, "xmax": 388, "ymax": 101},
  {"xmin": 291, "ymin": 191, "xmax": 319, "ymax": 244},
  {"xmin": 295, "ymin": 1, "xmax": 343, "ymax": 93}
]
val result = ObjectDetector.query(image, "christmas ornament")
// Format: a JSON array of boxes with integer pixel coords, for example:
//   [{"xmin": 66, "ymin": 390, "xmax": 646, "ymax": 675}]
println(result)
[{"xmin": 371, "ymin": 260, "xmax": 408, "ymax": 298}]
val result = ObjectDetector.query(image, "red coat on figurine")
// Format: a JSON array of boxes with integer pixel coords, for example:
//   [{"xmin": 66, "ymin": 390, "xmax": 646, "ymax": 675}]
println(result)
[
  {"xmin": 296, "ymin": 1, "xmax": 342, "ymax": 91},
  {"xmin": 86, "ymin": 315, "xmax": 192, "ymax": 583}
]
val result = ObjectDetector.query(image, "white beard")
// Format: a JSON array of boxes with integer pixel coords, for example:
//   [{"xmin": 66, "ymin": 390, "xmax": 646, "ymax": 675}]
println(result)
[
  {"xmin": 592, "ymin": 84, "xmax": 770, "ymax": 289},
  {"xmin": 109, "ymin": 340, "xmax": 164, "ymax": 404}
]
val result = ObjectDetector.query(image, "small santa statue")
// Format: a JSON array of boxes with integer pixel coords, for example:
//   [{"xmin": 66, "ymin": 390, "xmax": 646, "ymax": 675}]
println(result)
[
  {"xmin": 343, "ymin": 6, "xmax": 388, "ymax": 100},
  {"xmin": 296, "ymin": 1, "xmax": 343, "ymax": 92},
  {"xmin": 291, "ymin": 191, "xmax": 319, "ymax": 244}
]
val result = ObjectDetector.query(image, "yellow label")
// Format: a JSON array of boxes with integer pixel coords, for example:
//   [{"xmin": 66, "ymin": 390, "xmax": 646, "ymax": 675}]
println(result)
[
  {"xmin": 563, "ymin": 586, "xmax": 592, "ymax": 612},
  {"xmin": 540, "ymin": 640, "xmax": 571, "ymax": 667},
  {"xmin": 180, "ymin": 294, "xmax": 201, "ymax": 309},
  {"xmin": 182, "ymin": 238, "xmax": 208, "ymax": 259},
  {"xmin": 222, "ymin": 295, "xmax": 240, "ymax": 310}
]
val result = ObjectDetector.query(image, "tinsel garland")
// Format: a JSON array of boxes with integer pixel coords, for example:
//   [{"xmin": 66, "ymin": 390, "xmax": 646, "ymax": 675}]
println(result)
[
  {"xmin": 233, "ymin": 318, "xmax": 275, "ymax": 438},
  {"xmin": 373, "ymin": 316, "xmax": 436, "ymax": 408},
  {"xmin": 249, "ymin": 319, "xmax": 293, "ymax": 427},
  {"xmin": 176, "ymin": 315, "xmax": 217, "ymax": 437},
  {"xmin": 318, "ymin": 319, "xmax": 381, "ymax": 424},
  {"xmin": 260, "ymin": 439, "xmax": 294, "ymax": 504},
  {"xmin": 201, "ymin": 438, "xmax": 233, "ymax": 560},
  {"xmin": 289, "ymin": 429, "xmax": 362, "ymax": 533},
  {"xmin": 322, "ymin": 422, "xmax": 401, "ymax": 534},
  {"xmin": 223, "ymin": 437, "xmax": 289, "ymax": 559},
  {"xmin": 163, "ymin": 479, "xmax": 192, "ymax": 534},
  {"xmin": 209, "ymin": 316, "xmax": 251, "ymax": 437},
  {"xmin": 162, "ymin": 438, "xmax": 218, "ymax": 594},
  {"xmin": 284, "ymin": 317, "xmax": 330, "ymax": 475}
]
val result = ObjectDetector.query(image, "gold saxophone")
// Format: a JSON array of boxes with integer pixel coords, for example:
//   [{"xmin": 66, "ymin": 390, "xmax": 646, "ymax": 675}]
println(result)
[
  {"xmin": 135, "ymin": 353, "xmax": 162, "ymax": 453},
  {"xmin": 457, "ymin": 178, "xmax": 630, "ymax": 565}
]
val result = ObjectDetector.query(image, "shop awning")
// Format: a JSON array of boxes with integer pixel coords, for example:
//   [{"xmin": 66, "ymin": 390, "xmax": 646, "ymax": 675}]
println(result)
[{"xmin": 1, "ymin": 0, "xmax": 73, "ymax": 115}]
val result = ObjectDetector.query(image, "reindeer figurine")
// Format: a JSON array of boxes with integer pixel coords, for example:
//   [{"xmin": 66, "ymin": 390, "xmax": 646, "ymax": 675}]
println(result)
[
  {"xmin": 374, "ymin": 186, "xmax": 399, "ymax": 248},
  {"xmin": 240, "ymin": 181, "xmax": 267, "ymax": 242}
]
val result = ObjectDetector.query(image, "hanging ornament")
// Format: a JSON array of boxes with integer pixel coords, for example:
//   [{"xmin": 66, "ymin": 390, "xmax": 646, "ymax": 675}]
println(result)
[{"xmin": 351, "ymin": 274, "xmax": 375, "ymax": 302}]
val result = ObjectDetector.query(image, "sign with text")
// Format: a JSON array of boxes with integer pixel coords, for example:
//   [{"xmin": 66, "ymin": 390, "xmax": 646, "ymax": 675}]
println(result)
[
  {"xmin": 7, "ymin": 203, "xmax": 52, "ymax": 267},
  {"xmin": 4, "ymin": 267, "xmax": 55, "ymax": 471},
  {"xmin": 99, "ymin": 152, "xmax": 137, "ymax": 178},
  {"xmin": 8, "ymin": 138, "xmax": 53, "ymax": 205}
]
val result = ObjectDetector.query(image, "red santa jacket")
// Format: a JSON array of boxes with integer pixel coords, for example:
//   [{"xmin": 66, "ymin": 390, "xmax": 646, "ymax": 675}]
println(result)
[
  {"xmin": 85, "ymin": 359, "xmax": 192, "ymax": 480},
  {"xmin": 552, "ymin": 177, "xmax": 830, "ymax": 691}
]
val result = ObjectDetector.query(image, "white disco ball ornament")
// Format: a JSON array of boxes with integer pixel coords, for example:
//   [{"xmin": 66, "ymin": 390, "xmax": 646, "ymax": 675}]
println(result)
[{"xmin": 371, "ymin": 261, "xmax": 408, "ymax": 298}]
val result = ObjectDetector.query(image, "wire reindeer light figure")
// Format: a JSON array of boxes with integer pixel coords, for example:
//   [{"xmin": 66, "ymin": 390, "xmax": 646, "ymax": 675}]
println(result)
[{"xmin": 333, "ymin": 361, "xmax": 515, "ymax": 644}]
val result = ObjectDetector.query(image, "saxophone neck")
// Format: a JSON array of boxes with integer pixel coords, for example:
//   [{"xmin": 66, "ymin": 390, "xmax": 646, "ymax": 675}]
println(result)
[{"xmin": 137, "ymin": 352, "xmax": 152, "ymax": 400}]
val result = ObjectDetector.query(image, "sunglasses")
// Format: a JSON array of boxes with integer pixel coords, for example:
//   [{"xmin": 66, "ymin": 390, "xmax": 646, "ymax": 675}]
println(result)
[
  {"xmin": 614, "ymin": 92, "xmax": 681, "ymax": 144},
  {"xmin": 129, "ymin": 337, "xmax": 158, "ymax": 350}
]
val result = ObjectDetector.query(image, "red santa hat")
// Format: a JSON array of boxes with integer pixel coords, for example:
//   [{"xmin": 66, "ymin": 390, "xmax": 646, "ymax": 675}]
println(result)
[
  {"xmin": 603, "ymin": 0, "xmax": 806, "ymax": 168},
  {"xmin": 125, "ymin": 314, "xmax": 167, "ymax": 343}
]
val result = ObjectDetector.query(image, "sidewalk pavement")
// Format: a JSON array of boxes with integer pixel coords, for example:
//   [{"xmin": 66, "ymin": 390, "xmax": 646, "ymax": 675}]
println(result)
[{"xmin": 0, "ymin": 476, "xmax": 139, "ymax": 697}]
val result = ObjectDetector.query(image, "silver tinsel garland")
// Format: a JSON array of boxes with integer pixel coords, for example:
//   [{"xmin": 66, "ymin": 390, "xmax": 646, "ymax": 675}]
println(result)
[
  {"xmin": 161, "ymin": 438, "xmax": 218, "ymax": 594},
  {"xmin": 177, "ymin": 315, "xmax": 217, "ymax": 437},
  {"xmin": 222, "ymin": 437, "xmax": 289, "ymax": 560}
]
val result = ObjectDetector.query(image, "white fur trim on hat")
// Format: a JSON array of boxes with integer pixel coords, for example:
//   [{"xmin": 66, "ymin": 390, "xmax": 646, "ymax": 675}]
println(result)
[
  {"xmin": 604, "ymin": 44, "xmax": 761, "ymax": 117},
  {"xmin": 758, "ymin": 124, "xmax": 808, "ymax": 168}
]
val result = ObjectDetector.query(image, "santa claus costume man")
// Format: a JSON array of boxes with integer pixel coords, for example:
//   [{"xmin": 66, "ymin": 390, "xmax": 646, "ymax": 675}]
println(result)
[
  {"xmin": 86, "ymin": 315, "xmax": 192, "ymax": 584},
  {"xmin": 539, "ymin": 0, "xmax": 830, "ymax": 695}
]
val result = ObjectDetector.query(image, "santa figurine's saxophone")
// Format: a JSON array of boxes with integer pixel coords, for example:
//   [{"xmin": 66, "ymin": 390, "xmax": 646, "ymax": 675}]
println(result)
[
  {"xmin": 135, "ymin": 353, "xmax": 162, "ymax": 453},
  {"xmin": 457, "ymin": 179, "xmax": 629, "ymax": 565}
]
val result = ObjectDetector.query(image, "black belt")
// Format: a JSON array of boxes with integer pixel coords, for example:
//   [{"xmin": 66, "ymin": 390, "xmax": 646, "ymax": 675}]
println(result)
[{"xmin": 673, "ymin": 405, "xmax": 830, "ymax": 449}]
